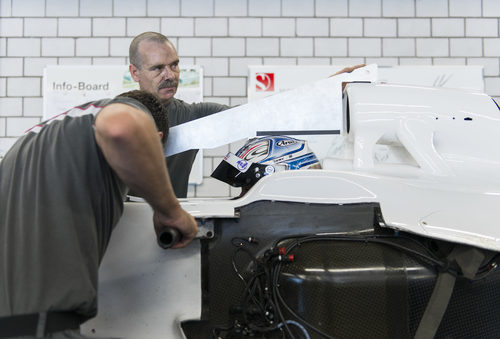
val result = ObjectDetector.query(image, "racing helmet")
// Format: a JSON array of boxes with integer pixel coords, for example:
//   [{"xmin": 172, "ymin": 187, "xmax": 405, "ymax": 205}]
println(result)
[{"xmin": 211, "ymin": 136, "xmax": 320, "ymax": 188}]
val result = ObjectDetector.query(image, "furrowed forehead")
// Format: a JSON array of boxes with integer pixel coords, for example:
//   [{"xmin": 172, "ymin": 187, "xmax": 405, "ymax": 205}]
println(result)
[{"xmin": 138, "ymin": 41, "xmax": 178, "ymax": 67}]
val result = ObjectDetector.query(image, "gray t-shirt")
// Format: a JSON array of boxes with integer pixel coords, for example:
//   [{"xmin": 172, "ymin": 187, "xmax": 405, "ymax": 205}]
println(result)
[
  {"xmin": 165, "ymin": 98, "xmax": 229, "ymax": 198},
  {"xmin": 0, "ymin": 100, "xmax": 127, "ymax": 319}
]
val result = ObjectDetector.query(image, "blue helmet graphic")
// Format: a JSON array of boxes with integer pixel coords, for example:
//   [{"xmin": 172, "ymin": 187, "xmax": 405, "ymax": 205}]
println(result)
[{"xmin": 211, "ymin": 136, "xmax": 320, "ymax": 187}]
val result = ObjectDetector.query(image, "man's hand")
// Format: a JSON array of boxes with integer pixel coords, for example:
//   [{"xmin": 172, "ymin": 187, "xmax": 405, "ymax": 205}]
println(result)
[
  {"xmin": 329, "ymin": 64, "xmax": 366, "ymax": 93},
  {"xmin": 153, "ymin": 207, "xmax": 198, "ymax": 249},
  {"xmin": 330, "ymin": 64, "xmax": 366, "ymax": 77}
]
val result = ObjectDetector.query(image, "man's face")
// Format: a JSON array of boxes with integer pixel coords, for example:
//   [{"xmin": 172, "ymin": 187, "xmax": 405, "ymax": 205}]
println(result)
[{"xmin": 129, "ymin": 41, "xmax": 180, "ymax": 104}]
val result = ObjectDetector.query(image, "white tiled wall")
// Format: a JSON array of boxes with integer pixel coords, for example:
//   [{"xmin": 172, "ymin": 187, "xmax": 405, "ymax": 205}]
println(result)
[{"xmin": 1, "ymin": 0, "xmax": 500, "ymax": 198}]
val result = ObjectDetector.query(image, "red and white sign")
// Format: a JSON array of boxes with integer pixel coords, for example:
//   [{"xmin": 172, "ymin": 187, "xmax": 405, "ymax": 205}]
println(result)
[{"xmin": 255, "ymin": 73, "xmax": 274, "ymax": 92}]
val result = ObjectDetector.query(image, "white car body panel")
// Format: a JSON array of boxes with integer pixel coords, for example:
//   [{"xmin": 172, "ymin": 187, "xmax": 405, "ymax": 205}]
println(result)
[{"xmin": 82, "ymin": 203, "xmax": 202, "ymax": 338}]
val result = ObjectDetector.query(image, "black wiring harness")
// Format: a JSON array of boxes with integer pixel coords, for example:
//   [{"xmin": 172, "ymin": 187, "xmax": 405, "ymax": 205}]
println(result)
[
  {"xmin": 212, "ymin": 235, "xmax": 314, "ymax": 339},
  {"xmin": 211, "ymin": 233, "xmax": 498, "ymax": 339}
]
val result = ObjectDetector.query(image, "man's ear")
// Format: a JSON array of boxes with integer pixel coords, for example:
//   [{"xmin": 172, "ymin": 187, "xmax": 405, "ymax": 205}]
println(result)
[
  {"xmin": 129, "ymin": 64, "xmax": 140, "ymax": 82},
  {"xmin": 158, "ymin": 131, "xmax": 163, "ymax": 140}
]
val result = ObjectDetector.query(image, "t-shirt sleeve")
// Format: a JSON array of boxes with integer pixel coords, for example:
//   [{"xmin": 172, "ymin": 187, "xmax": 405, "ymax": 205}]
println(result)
[
  {"xmin": 190, "ymin": 101, "xmax": 230, "ymax": 119},
  {"xmin": 167, "ymin": 99, "xmax": 230, "ymax": 126}
]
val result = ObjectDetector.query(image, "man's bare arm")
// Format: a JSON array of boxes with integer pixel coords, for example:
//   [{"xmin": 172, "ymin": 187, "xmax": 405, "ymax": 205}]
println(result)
[{"xmin": 94, "ymin": 103, "xmax": 197, "ymax": 248}]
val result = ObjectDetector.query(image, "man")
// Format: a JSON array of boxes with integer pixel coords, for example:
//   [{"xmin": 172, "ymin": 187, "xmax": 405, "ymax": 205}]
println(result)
[
  {"xmin": 129, "ymin": 32, "xmax": 229, "ymax": 198},
  {"xmin": 0, "ymin": 90, "xmax": 198, "ymax": 338}
]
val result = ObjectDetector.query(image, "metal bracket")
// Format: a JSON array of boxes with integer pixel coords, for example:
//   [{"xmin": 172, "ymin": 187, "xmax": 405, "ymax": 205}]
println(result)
[{"xmin": 196, "ymin": 218, "xmax": 215, "ymax": 239}]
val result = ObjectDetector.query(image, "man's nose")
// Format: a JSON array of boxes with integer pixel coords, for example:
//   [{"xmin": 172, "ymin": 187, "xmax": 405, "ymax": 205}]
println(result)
[{"xmin": 161, "ymin": 66, "xmax": 175, "ymax": 79}]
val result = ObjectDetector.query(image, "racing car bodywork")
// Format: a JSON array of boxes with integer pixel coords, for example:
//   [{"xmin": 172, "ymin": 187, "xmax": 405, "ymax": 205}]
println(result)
[{"xmin": 82, "ymin": 83, "xmax": 500, "ymax": 338}]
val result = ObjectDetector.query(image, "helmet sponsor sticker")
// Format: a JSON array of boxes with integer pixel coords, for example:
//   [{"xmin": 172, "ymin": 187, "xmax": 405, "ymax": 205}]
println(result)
[
  {"xmin": 237, "ymin": 160, "xmax": 248, "ymax": 171},
  {"xmin": 276, "ymin": 139, "xmax": 297, "ymax": 147},
  {"xmin": 223, "ymin": 152, "xmax": 251, "ymax": 173}
]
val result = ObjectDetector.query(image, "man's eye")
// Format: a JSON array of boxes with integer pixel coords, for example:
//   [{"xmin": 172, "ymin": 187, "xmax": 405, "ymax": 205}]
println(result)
[{"xmin": 171, "ymin": 63, "xmax": 179, "ymax": 70}]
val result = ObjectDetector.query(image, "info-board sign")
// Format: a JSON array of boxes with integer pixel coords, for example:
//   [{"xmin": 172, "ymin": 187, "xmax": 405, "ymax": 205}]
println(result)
[{"xmin": 43, "ymin": 65, "xmax": 204, "ymax": 185}]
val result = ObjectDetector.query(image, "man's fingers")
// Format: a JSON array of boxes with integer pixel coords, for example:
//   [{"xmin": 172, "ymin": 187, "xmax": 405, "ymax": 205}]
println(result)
[{"xmin": 330, "ymin": 63, "xmax": 366, "ymax": 77}]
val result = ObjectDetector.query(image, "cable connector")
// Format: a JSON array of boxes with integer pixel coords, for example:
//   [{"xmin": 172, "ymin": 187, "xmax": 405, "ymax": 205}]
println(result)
[
  {"xmin": 247, "ymin": 236, "xmax": 258, "ymax": 244},
  {"xmin": 264, "ymin": 246, "xmax": 285, "ymax": 259},
  {"xmin": 277, "ymin": 254, "xmax": 295, "ymax": 262}
]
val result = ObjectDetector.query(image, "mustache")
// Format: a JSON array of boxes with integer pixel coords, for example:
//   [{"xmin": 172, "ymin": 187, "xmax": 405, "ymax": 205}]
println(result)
[{"xmin": 158, "ymin": 80, "xmax": 178, "ymax": 89}]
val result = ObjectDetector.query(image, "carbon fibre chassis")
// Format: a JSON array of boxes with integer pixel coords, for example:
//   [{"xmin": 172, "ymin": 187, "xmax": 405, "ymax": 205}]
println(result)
[{"xmin": 182, "ymin": 200, "xmax": 500, "ymax": 339}]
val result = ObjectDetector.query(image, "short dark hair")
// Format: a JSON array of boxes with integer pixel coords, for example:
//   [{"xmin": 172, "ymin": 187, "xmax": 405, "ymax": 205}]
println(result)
[
  {"xmin": 129, "ymin": 32, "xmax": 172, "ymax": 69},
  {"xmin": 117, "ymin": 90, "xmax": 169, "ymax": 145}
]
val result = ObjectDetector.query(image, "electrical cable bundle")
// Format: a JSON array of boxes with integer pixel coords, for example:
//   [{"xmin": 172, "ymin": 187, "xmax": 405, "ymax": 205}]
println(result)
[{"xmin": 211, "ymin": 236, "xmax": 329, "ymax": 339}]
